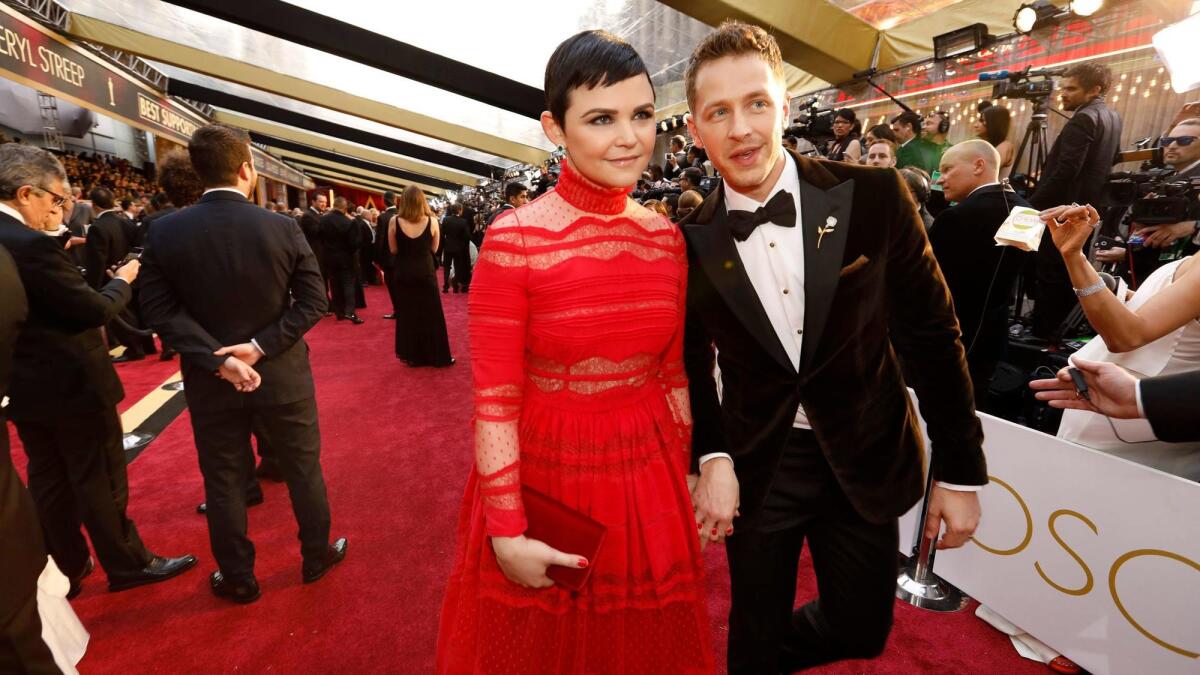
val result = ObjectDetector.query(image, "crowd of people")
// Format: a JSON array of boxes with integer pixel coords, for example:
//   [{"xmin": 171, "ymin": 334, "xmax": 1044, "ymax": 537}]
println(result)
[{"xmin": 1, "ymin": 10, "xmax": 1198, "ymax": 675}]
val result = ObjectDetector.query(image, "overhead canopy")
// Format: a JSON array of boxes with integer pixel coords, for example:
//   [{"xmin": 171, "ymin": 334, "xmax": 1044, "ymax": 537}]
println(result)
[{"xmin": 41, "ymin": 0, "xmax": 1149, "ymax": 192}]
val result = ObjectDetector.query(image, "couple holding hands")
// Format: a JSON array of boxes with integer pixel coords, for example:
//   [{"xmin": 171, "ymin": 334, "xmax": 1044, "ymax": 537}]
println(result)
[{"xmin": 437, "ymin": 21, "xmax": 987, "ymax": 674}]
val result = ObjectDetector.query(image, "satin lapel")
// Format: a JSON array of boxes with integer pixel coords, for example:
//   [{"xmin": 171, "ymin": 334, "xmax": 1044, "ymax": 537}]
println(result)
[
  {"xmin": 799, "ymin": 176, "xmax": 855, "ymax": 373},
  {"xmin": 686, "ymin": 195, "xmax": 795, "ymax": 374}
]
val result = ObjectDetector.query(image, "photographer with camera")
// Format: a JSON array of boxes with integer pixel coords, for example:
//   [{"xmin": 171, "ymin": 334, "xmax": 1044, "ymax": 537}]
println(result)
[
  {"xmin": 1040, "ymin": 202, "xmax": 1200, "ymax": 481},
  {"xmin": 1029, "ymin": 63, "xmax": 1123, "ymax": 339},
  {"xmin": 0, "ymin": 144, "xmax": 198, "ymax": 597},
  {"xmin": 1096, "ymin": 119, "xmax": 1200, "ymax": 284}
]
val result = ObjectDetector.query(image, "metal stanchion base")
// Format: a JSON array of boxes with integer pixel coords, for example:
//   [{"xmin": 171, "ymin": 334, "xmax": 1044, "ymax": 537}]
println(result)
[
  {"xmin": 161, "ymin": 380, "xmax": 184, "ymax": 391},
  {"xmin": 122, "ymin": 432, "xmax": 155, "ymax": 452},
  {"xmin": 896, "ymin": 556, "xmax": 971, "ymax": 612}
]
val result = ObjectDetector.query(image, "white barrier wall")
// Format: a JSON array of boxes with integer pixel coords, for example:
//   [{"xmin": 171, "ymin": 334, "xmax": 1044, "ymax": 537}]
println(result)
[{"xmin": 900, "ymin": 412, "xmax": 1200, "ymax": 675}]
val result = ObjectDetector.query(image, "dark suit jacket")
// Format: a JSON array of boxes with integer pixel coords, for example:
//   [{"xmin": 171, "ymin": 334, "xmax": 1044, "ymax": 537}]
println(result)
[
  {"xmin": 1141, "ymin": 372, "xmax": 1200, "ymax": 443},
  {"xmin": 0, "ymin": 212, "xmax": 130, "ymax": 421},
  {"xmin": 319, "ymin": 211, "xmax": 358, "ymax": 263},
  {"xmin": 138, "ymin": 206, "xmax": 178, "ymax": 245},
  {"xmin": 0, "ymin": 243, "xmax": 47, "ymax": 618},
  {"xmin": 140, "ymin": 191, "xmax": 327, "ymax": 414},
  {"xmin": 83, "ymin": 210, "xmax": 132, "ymax": 289},
  {"xmin": 928, "ymin": 185, "xmax": 1031, "ymax": 364},
  {"xmin": 440, "ymin": 215, "xmax": 471, "ymax": 254},
  {"xmin": 1029, "ymin": 97, "xmax": 1122, "ymax": 211},
  {"xmin": 681, "ymin": 151, "xmax": 986, "ymax": 525},
  {"xmin": 67, "ymin": 202, "xmax": 91, "ymax": 235}
]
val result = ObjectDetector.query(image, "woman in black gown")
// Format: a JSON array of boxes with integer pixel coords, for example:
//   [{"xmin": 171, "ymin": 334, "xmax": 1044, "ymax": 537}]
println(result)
[{"xmin": 388, "ymin": 185, "xmax": 454, "ymax": 367}]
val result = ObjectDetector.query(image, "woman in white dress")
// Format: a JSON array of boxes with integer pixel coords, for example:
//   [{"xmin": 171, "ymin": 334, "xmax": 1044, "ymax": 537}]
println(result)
[{"xmin": 1043, "ymin": 203, "xmax": 1200, "ymax": 481}]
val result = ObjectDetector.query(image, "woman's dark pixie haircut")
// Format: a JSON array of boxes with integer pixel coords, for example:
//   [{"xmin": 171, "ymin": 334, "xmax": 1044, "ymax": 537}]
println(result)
[{"xmin": 544, "ymin": 30, "xmax": 654, "ymax": 124}]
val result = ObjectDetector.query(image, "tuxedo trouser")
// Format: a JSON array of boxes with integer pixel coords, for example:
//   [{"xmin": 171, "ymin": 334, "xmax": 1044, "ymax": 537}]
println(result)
[
  {"xmin": 190, "ymin": 398, "xmax": 330, "ymax": 582},
  {"xmin": 442, "ymin": 249, "xmax": 471, "ymax": 290},
  {"xmin": 0, "ymin": 589, "xmax": 57, "ymax": 675},
  {"xmin": 726, "ymin": 429, "xmax": 898, "ymax": 674},
  {"xmin": 327, "ymin": 258, "xmax": 357, "ymax": 317},
  {"xmin": 16, "ymin": 408, "xmax": 151, "ymax": 579}
]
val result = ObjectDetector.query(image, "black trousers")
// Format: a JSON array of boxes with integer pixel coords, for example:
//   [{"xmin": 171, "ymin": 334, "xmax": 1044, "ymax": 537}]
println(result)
[
  {"xmin": 441, "ymin": 249, "xmax": 472, "ymax": 290},
  {"xmin": 0, "ymin": 590, "xmax": 58, "ymax": 675},
  {"xmin": 190, "ymin": 398, "xmax": 330, "ymax": 582},
  {"xmin": 726, "ymin": 429, "xmax": 899, "ymax": 674},
  {"xmin": 16, "ymin": 408, "xmax": 151, "ymax": 579},
  {"xmin": 326, "ymin": 257, "xmax": 358, "ymax": 317},
  {"xmin": 379, "ymin": 255, "xmax": 401, "ymax": 313}
]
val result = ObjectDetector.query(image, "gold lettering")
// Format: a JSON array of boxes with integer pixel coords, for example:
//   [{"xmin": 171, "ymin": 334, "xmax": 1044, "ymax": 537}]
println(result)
[
  {"xmin": 1109, "ymin": 549, "xmax": 1200, "ymax": 659},
  {"xmin": 970, "ymin": 475, "xmax": 1034, "ymax": 556},
  {"xmin": 1034, "ymin": 509, "xmax": 1096, "ymax": 596},
  {"xmin": 1, "ymin": 28, "xmax": 15, "ymax": 60}
]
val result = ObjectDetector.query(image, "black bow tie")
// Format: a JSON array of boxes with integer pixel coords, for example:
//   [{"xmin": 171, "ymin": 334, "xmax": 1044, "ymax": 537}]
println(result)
[{"xmin": 727, "ymin": 190, "xmax": 796, "ymax": 242}]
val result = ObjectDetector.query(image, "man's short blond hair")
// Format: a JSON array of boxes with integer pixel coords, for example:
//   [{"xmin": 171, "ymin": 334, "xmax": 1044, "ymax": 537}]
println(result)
[{"xmin": 685, "ymin": 20, "xmax": 785, "ymax": 110}]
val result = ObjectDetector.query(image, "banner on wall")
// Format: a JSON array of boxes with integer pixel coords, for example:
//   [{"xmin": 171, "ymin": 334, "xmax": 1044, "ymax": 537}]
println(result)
[
  {"xmin": 900, "ymin": 410, "xmax": 1200, "ymax": 675},
  {"xmin": 252, "ymin": 146, "xmax": 314, "ymax": 191},
  {"xmin": 0, "ymin": 4, "xmax": 207, "ymax": 144}
]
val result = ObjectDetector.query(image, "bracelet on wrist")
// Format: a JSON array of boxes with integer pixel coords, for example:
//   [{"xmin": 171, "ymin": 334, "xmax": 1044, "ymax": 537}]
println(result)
[{"xmin": 1073, "ymin": 278, "xmax": 1107, "ymax": 297}]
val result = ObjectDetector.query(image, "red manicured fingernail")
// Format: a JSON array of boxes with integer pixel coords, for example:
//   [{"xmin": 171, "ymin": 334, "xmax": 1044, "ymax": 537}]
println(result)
[
  {"xmin": 726, "ymin": 527, "xmax": 734, "ymax": 535},
  {"xmin": 577, "ymin": 558, "xmax": 588, "ymax": 569},
  {"xmin": 697, "ymin": 523, "xmax": 703, "ymax": 530},
  {"xmin": 711, "ymin": 528, "xmax": 718, "ymax": 536}
]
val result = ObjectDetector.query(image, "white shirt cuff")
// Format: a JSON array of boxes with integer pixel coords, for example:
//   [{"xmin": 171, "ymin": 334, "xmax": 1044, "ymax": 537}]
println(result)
[
  {"xmin": 1135, "ymin": 379, "xmax": 1145, "ymax": 418},
  {"xmin": 699, "ymin": 452, "xmax": 733, "ymax": 467},
  {"xmin": 251, "ymin": 339, "xmax": 266, "ymax": 357},
  {"xmin": 935, "ymin": 481, "xmax": 983, "ymax": 492}
]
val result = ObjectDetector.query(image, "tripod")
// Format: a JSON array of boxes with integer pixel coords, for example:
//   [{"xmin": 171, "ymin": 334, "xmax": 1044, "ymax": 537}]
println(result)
[{"xmin": 1010, "ymin": 95, "xmax": 1052, "ymax": 196}]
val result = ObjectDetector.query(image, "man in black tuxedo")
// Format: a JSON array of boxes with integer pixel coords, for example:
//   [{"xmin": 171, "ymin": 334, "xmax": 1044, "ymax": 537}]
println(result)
[
  {"xmin": 377, "ymin": 191, "xmax": 400, "ymax": 319},
  {"xmin": 355, "ymin": 207, "xmax": 378, "ymax": 286},
  {"xmin": 0, "ymin": 144, "xmax": 196, "ymax": 597},
  {"xmin": 320, "ymin": 196, "xmax": 364, "ymax": 324},
  {"xmin": 930, "ymin": 140, "xmax": 1032, "ymax": 408},
  {"xmin": 300, "ymin": 193, "xmax": 331, "ymax": 313},
  {"xmin": 680, "ymin": 23, "xmax": 985, "ymax": 673},
  {"xmin": 0, "ymin": 243, "xmax": 58, "ymax": 673},
  {"xmin": 440, "ymin": 202, "xmax": 472, "ymax": 293},
  {"xmin": 85, "ymin": 186, "xmax": 157, "ymax": 362},
  {"xmin": 1028, "ymin": 63, "xmax": 1122, "ymax": 338},
  {"xmin": 140, "ymin": 124, "xmax": 345, "ymax": 604}
]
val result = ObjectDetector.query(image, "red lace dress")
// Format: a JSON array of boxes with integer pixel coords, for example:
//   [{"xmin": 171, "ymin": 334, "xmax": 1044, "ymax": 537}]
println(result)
[{"xmin": 436, "ymin": 160, "xmax": 714, "ymax": 674}]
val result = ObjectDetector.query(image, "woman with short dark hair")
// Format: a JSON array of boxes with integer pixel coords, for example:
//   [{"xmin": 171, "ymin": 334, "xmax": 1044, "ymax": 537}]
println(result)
[{"xmin": 825, "ymin": 108, "xmax": 862, "ymax": 163}]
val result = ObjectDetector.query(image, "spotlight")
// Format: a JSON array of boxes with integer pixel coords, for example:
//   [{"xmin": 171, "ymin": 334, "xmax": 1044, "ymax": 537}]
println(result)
[
  {"xmin": 1013, "ymin": 0, "xmax": 1059, "ymax": 34},
  {"xmin": 1153, "ymin": 10, "xmax": 1200, "ymax": 93},
  {"xmin": 1069, "ymin": 0, "xmax": 1103, "ymax": 16}
]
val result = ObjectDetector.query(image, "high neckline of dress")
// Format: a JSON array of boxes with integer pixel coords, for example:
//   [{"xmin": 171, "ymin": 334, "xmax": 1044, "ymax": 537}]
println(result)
[{"xmin": 554, "ymin": 158, "xmax": 631, "ymax": 216}]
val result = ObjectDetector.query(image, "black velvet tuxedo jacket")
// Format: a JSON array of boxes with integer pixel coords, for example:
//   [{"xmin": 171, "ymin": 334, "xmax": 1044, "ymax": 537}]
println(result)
[
  {"xmin": 928, "ymin": 185, "xmax": 1031, "ymax": 364},
  {"xmin": 0, "ymin": 212, "xmax": 129, "ymax": 422},
  {"xmin": 319, "ymin": 210, "xmax": 358, "ymax": 263},
  {"xmin": 681, "ymin": 151, "xmax": 986, "ymax": 525},
  {"xmin": 139, "ymin": 191, "xmax": 327, "ymax": 414},
  {"xmin": 83, "ymin": 210, "xmax": 132, "ymax": 289},
  {"xmin": 0, "ymin": 243, "xmax": 49, "ymax": 621}
]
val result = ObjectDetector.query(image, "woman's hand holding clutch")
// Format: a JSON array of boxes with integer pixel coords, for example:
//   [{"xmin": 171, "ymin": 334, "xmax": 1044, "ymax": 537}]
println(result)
[{"xmin": 491, "ymin": 535, "xmax": 588, "ymax": 589}]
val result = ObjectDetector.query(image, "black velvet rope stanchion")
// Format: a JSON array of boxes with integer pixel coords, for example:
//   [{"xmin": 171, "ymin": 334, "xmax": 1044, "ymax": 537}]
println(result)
[{"xmin": 896, "ymin": 466, "xmax": 971, "ymax": 612}]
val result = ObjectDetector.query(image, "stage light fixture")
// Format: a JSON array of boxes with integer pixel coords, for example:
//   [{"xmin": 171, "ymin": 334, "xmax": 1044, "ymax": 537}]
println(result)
[
  {"xmin": 1153, "ymin": 10, "xmax": 1200, "ymax": 93},
  {"xmin": 1070, "ymin": 0, "xmax": 1104, "ymax": 16},
  {"xmin": 933, "ymin": 23, "xmax": 992, "ymax": 60},
  {"xmin": 1013, "ymin": 0, "xmax": 1059, "ymax": 34}
]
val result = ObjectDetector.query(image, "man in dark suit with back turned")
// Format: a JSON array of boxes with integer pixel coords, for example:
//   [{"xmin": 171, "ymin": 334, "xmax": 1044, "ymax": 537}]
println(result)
[
  {"xmin": 0, "ymin": 243, "xmax": 58, "ymax": 673},
  {"xmin": 300, "ymin": 193, "xmax": 331, "ymax": 315},
  {"xmin": 1028, "ymin": 63, "xmax": 1122, "ymax": 339},
  {"xmin": 377, "ymin": 190, "xmax": 400, "ymax": 319},
  {"xmin": 140, "ymin": 124, "xmax": 346, "ymax": 604},
  {"xmin": 930, "ymin": 140, "xmax": 1032, "ymax": 409},
  {"xmin": 319, "ymin": 196, "xmax": 363, "ymax": 324},
  {"xmin": 680, "ymin": 23, "xmax": 986, "ymax": 673},
  {"xmin": 440, "ymin": 202, "xmax": 472, "ymax": 293},
  {"xmin": 0, "ymin": 144, "xmax": 196, "ymax": 598}
]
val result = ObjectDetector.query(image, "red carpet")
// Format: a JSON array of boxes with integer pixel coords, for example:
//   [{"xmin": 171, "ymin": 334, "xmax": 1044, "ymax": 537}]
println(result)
[{"xmin": 7, "ymin": 285, "xmax": 1049, "ymax": 673}]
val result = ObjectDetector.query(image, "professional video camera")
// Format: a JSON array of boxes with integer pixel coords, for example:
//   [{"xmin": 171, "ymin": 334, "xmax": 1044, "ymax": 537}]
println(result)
[
  {"xmin": 1107, "ymin": 168, "xmax": 1200, "ymax": 225},
  {"xmin": 980, "ymin": 66, "xmax": 1065, "ymax": 102},
  {"xmin": 785, "ymin": 96, "xmax": 835, "ymax": 144}
]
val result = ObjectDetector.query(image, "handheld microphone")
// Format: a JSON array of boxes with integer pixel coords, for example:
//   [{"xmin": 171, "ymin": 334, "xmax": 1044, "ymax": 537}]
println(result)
[
  {"xmin": 978, "ymin": 70, "xmax": 1011, "ymax": 81},
  {"xmin": 1098, "ymin": 272, "xmax": 1119, "ymax": 295}
]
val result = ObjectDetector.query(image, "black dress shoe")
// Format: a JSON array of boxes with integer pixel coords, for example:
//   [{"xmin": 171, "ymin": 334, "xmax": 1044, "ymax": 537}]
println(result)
[
  {"xmin": 302, "ymin": 537, "xmax": 348, "ymax": 584},
  {"xmin": 197, "ymin": 492, "xmax": 264, "ymax": 514},
  {"xmin": 107, "ymin": 554, "xmax": 198, "ymax": 592},
  {"xmin": 343, "ymin": 314, "xmax": 365, "ymax": 325},
  {"xmin": 210, "ymin": 571, "xmax": 261, "ymax": 604},
  {"xmin": 158, "ymin": 348, "xmax": 177, "ymax": 361},
  {"xmin": 67, "ymin": 557, "xmax": 95, "ymax": 600},
  {"xmin": 111, "ymin": 353, "xmax": 145, "ymax": 363},
  {"xmin": 382, "ymin": 313, "xmax": 396, "ymax": 320}
]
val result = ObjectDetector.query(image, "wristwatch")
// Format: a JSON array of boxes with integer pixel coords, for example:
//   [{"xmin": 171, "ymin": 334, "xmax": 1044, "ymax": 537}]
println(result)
[{"xmin": 1074, "ymin": 279, "xmax": 1107, "ymax": 297}]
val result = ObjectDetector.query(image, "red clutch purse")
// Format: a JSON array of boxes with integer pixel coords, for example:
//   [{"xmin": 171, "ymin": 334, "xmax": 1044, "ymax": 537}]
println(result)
[{"xmin": 521, "ymin": 485, "xmax": 607, "ymax": 592}]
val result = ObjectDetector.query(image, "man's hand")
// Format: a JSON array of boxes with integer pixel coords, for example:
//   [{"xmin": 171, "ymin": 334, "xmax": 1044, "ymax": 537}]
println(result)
[
  {"xmin": 1029, "ymin": 358, "xmax": 1140, "ymax": 418},
  {"xmin": 65, "ymin": 236, "xmax": 87, "ymax": 250},
  {"xmin": 215, "ymin": 343, "xmax": 263, "ymax": 367},
  {"xmin": 114, "ymin": 259, "xmax": 140, "ymax": 284},
  {"xmin": 1133, "ymin": 221, "xmax": 1195, "ymax": 248},
  {"xmin": 923, "ymin": 486, "xmax": 980, "ymax": 550},
  {"xmin": 217, "ymin": 356, "xmax": 261, "ymax": 393},
  {"xmin": 1094, "ymin": 245, "xmax": 1126, "ymax": 263},
  {"xmin": 692, "ymin": 458, "xmax": 739, "ymax": 551}
]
